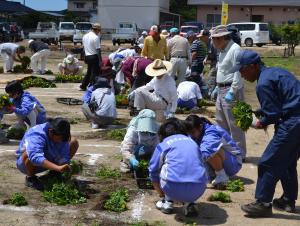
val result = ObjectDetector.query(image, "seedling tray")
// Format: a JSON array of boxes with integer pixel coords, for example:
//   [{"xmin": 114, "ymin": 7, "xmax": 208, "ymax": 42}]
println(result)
[
  {"xmin": 134, "ymin": 169, "xmax": 153, "ymax": 190},
  {"xmin": 56, "ymin": 97, "xmax": 83, "ymax": 105}
]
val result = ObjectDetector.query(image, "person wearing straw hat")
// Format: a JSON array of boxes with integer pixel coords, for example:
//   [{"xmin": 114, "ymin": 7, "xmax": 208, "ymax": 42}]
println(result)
[
  {"xmin": 167, "ymin": 27, "xmax": 191, "ymax": 85},
  {"xmin": 80, "ymin": 23, "xmax": 102, "ymax": 91},
  {"xmin": 210, "ymin": 25, "xmax": 247, "ymax": 161},
  {"xmin": 28, "ymin": 39, "xmax": 51, "ymax": 75},
  {"xmin": 133, "ymin": 59, "xmax": 177, "ymax": 120},
  {"xmin": 58, "ymin": 54, "xmax": 83, "ymax": 75},
  {"xmin": 120, "ymin": 109, "xmax": 159, "ymax": 173}
]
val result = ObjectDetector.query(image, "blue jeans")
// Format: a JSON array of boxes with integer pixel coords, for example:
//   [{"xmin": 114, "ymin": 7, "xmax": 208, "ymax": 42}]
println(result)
[
  {"xmin": 177, "ymin": 98, "xmax": 197, "ymax": 110},
  {"xmin": 255, "ymin": 117, "xmax": 300, "ymax": 202}
]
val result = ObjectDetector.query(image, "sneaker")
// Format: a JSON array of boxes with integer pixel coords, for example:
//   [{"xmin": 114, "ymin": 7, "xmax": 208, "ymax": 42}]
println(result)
[
  {"xmin": 211, "ymin": 173, "xmax": 229, "ymax": 187},
  {"xmin": 241, "ymin": 201, "xmax": 272, "ymax": 217},
  {"xmin": 183, "ymin": 202, "xmax": 198, "ymax": 217},
  {"xmin": 25, "ymin": 176, "xmax": 44, "ymax": 191},
  {"xmin": 91, "ymin": 123, "xmax": 99, "ymax": 129},
  {"xmin": 161, "ymin": 200, "xmax": 174, "ymax": 214},
  {"xmin": 273, "ymin": 195, "xmax": 296, "ymax": 213},
  {"xmin": 155, "ymin": 199, "xmax": 165, "ymax": 210}
]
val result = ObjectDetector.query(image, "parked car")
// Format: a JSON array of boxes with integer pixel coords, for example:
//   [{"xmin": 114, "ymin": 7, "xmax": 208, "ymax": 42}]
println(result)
[
  {"xmin": 28, "ymin": 22, "xmax": 59, "ymax": 45},
  {"xmin": 180, "ymin": 25, "xmax": 201, "ymax": 37},
  {"xmin": 227, "ymin": 22, "xmax": 270, "ymax": 47},
  {"xmin": 226, "ymin": 26, "xmax": 241, "ymax": 46},
  {"xmin": 183, "ymin": 21, "xmax": 204, "ymax": 30},
  {"xmin": 59, "ymin": 22, "xmax": 75, "ymax": 41},
  {"xmin": 112, "ymin": 22, "xmax": 139, "ymax": 46},
  {"xmin": 73, "ymin": 22, "xmax": 93, "ymax": 45}
]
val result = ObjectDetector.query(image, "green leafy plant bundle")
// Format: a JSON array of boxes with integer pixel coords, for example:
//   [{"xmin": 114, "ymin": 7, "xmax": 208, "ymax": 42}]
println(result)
[
  {"xmin": 115, "ymin": 94, "xmax": 129, "ymax": 106},
  {"xmin": 208, "ymin": 192, "xmax": 232, "ymax": 203},
  {"xmin": 62, "ymin": 160, "xmax": 83, "ymax": 179},
  {"xmin": 0, "ymin": 94, "xmax": 13, "ymax": 109},
  {"xmin": 96, "ymin": 166, "xmax": 121, "ymax": 179},
  {"xmin": 8, "ymin": 192, "xmax": 28, "ymax": 206},
  {"xmin": 232, "ymin": 101, "xmax": 253, "ymax": 131},
  {"xmin": 21, "ymin": 56, "xmax": 31, "ymax": 69},
  {"xmin": 55, "ymin": 74, "xmax": 83, "ymax": 83},
  {"xmin": 22, "ymin": 77, "xmax": 56, "ymax": 89},
  {"xmin": 226, "ymin": 179, "xmax": 245, "ymax": 192},
  {"xmin": 105, "ymin": 129, "xmax": 126, "ymax": 141},
  {"xmin": 6, "ymin": 126, "xmax": 27, "ymax": 140},
  {"xmin": 104, "ymin": 188, "xmax": 129, "ymax": 212}
]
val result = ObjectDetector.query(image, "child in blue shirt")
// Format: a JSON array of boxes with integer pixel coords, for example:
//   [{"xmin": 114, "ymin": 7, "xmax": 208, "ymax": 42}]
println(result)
[
  {"xmin": 16, "ymin": 118, "xmax": 79, "ymax": 190},
  {"xmin": 186, "ymin": 115, "xmax": 242, "ymax": 187},
  {"xmin": 5, "ymin": 80, "xmax": 46, "ymax": 128},
  {"xmin": 149, "ymin": 118, "xmax": 207, "ymax": 217}
]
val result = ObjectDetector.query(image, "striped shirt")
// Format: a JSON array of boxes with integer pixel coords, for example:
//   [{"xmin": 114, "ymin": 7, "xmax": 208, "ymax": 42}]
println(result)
[{"xmin": 190, "ymin": 40, "xmax": 206, "ymax": 67}]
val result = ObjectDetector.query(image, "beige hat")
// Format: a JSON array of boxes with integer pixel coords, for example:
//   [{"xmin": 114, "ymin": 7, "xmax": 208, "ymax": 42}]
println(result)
[
  {"xmin": 92, "ymin": 23, "xmax": 101, "ymax": 30},
  {"xmin": 161, "ymin": 30, "xmax": 168, "ymax": 35},
  {"xmin": 145, "ymin": 59, "xmax": 172, "ymax": 77},
  {"xmin": 64, "ymin": 54, "xmax": 75, "ymax": 64},
  {"xmin": 210, "ymin": 25, "xmax": 231, "ymax": 38}
]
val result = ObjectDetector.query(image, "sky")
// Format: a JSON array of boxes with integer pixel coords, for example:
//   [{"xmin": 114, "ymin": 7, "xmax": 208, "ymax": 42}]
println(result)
[{"xmin": 9, "ymin": 0, "xmax": 67, "ymax": 11}]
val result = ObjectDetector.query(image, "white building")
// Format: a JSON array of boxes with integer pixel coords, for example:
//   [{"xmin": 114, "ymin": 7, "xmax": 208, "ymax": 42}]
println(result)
[{"xmin": 98, "ymin": 0, "xmax": 178, "ymax": 30}]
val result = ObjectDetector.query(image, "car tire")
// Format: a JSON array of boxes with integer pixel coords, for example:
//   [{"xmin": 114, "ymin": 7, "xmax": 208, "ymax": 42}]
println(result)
[
  {"xmin": 117, "ymin": 40, "xmax": 121, "ymax": 46},
  {"xmin": 245, "ymin": 38, "xmax": 253, "ymax": 47},
  {"xmin": 256, "ymin": 44, "xmax": 263, "ymax": 47}
]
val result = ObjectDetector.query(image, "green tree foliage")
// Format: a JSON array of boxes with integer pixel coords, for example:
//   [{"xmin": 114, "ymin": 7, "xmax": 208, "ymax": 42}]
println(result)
[
  {"xmin": 281, "ymin": 24, "xmax": 300, "ymax": 57},
  {"xmin": 170, "ymin": 0, "xmax": 196, "ymax": 22}
]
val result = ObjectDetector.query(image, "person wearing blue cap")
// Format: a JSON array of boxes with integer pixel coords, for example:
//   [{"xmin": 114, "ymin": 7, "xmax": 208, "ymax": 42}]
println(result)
[
  {"xmin": 167, "ymin": 27, "xmax": 191, "ymax": 85},
  {"xmin": 232, "ymin": 50, "xmax": 300, "ymax": 217}
]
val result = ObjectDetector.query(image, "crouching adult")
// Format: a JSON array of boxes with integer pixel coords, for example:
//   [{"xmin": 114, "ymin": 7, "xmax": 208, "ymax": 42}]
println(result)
[
  {"xmin": 82, "ymin": 78, "xmax": 117, "ymax": 129},
  {"xmin": 58, "ymin": 54, "xmax": 83, "ymax": 75},
  {"xmin": 16, "ymin": 118, "xmax": 79, "ymax": 190},
  {"xmin": 120, "ymin": 109, "xmax": 159, "ymax": 172},
  {"xmin": 133, "ymin": 59, "xmax": 177, "ymax": 121},
  {"xmin": 5, "ymin": 80, "xmax": 46, "ymax": 128}
]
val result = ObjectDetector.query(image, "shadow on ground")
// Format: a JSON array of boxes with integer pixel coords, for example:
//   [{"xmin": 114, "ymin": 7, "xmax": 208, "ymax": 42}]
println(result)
[{"xmin": 174, "ymin": 202, "xmax": 228, "ymax": 225}]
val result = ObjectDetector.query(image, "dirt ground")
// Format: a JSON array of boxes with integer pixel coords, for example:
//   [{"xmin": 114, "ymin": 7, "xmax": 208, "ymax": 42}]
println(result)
[{"xmin": 0, "ymin": 42, "xmax": 299, "ymax": 226}]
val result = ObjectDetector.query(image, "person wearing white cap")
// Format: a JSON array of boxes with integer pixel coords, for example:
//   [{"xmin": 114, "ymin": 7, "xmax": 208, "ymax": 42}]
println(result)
[
  {"xmin": 167, "ymin": 27, "xmax": 191, "ymax": 85},
  {"xmin": 133, "ymin": 59, "xmax": 177, "ymax": 120},
  {"xmin": 58, "ymin": 54, "xmax": 83, "ymax": 75},
  {"xmin": 141, "ymin": 25, "xmax": 168, "ymax": 60},
  {"xmin": 210, "ymin": 25, "xmax": 246, "ymax": 161},
  {"xmin": 28, "ymin": 39, "xmax": 51, "ymax": 75},
  {"xmin": 138, "ymin": 31, "xmax": 148, "ymax": 44}
]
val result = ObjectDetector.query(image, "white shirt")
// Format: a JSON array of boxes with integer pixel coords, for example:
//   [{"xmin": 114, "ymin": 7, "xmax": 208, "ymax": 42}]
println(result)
[
  {"xmin": 82, "ymin": 31, "xmax": 101, "ymax": 56},
  {"xmin": 177, "ymin": 81, "xmax": 202, "ymax": 101},
  {"xmin": 145, "ymin": 75, "xmax": 178, "ymax": 113},
  {"xmin": 0, "ymin": 43, "xmax": 19, "ymax": 56},
  {"xmin": 216, "ymin": 40, "xmax": 243, "ymax": 93}
]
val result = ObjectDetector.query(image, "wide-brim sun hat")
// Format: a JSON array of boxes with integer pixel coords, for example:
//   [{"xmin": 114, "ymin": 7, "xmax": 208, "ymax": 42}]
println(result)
[
  {"xmin": 210, "ymin": 25, "xmax": 231, "ymax": 38},
  {"xmin": 129, "ymin": 109, "xmax": 159, "ymax": 134},
  {"xmin": 145, "ymin": 59, "xmax": 172, "ymax": 77}
]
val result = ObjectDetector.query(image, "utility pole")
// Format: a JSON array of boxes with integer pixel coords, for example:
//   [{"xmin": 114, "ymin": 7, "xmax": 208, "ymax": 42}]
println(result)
[{"xmin": 23, "ymin": 0, "xmax": 26, "ymax": 6}]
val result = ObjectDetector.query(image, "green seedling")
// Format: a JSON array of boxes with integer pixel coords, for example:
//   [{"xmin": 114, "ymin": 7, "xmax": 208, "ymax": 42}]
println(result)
[
  {"xmin": 62, "ymin": 160, "xmax": 83, "ymax": 179},
  {"xmin": 55, "ymin": 74, "xmax": 83, "ymax": 83},
  {"xmin": 8, "ymin": 192, "xmax": 28, "ymax": 206},
  {"xmin": 208, "ymin": 192, "xmax": 232, "ymax": 203},
  {"xmin": 232, "ymin": 101, "xmax": 253, "ymax": 131},
  {"xmin": 22, "ymin": 77, "xmax": 56, "ymax": 89},
  {"xmin": 104, "ymin": 188, "xmax": 129, "ymax": 212},
  {"xmin": 115, "ymin": 94, "xmax": 129, "ymax": 106},
  {"xmin": 0, "ymin": 94, "xmax": 13, "ymax": 109},
  {"xmin": 21, "ymin": 56, "xmax": 31, "ymax": 69},
  {"xmin": 226, "ymin": 179, "xmax": 245, "ymax": 192},
  {"xmin": 43, "ymin": 182, "xmax": 86, "ymax": 205},
  {"xmin": 6, "ymin": 126, "xmax": 27, "ymax": 140},
  {"xmin": 105, "ymin": 129, "xmax": 126, "ymax": 141},
  {"xmin": 96, "ymin": 166, "xmax": 121, "ymax": 179},
  {"xmin": 44, "ymin": 70, "xmax": 54, "ymax": 75}
]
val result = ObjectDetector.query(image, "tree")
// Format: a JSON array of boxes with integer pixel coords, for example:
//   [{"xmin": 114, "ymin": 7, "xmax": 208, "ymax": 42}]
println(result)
[
  {"xmin": 281, "ymin": 24, "xmax": 300, "ymax": 57},
  {"xmin": 170, "ymin": 0, "xmax": 196, "ymax": 22}
]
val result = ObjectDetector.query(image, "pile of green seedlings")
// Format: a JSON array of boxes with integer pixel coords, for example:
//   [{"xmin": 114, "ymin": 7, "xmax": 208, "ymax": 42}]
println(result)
[
  {"xmin": 13, "ymin": 56, "xmax": 32, "ymax": 73},
  {"xmin": 226, "ymin": 179, "xmax": 245, "ymax": 192},
  {"xmin": 55, "ymin": 74, "xmax": 83, "ymax": 83},
  {"xmin": 96, "ymin": 165, "xmax": 121, "ymax": 179},
  {"xmin": 104, "ymin": 188, "xmax": 129, "ymax": 212},
  {"xmin": 115, "ymin": 94, "xmax": 129, "ymax": 107},
  {"xmin": 104, "ymin": 129, "xmax": 126, "ymax": 141},
  {"xmin": 21, "ymin": 77, "xmax": 56, "ymax": 89},
  {"xmin": 208, "ymin": 191, "xmax": 232, "ymax": 203},
  {"xmin": 232, "ymin": 101, "xmax": 253, "ymax": 131},
  {"xmin": 0, "ymin": 94, "xmax": 13, "ymax": 110},
  {"xmin": 6, "ymin": 126, "xmax": 27, "ymax": 140},
  {"xmin": 5, "ymin": 192, "xmax": 28, "ymax": 206},
  {"xmin": 42, "ymin": 160, "xmax": 86, "ymax": 205}
]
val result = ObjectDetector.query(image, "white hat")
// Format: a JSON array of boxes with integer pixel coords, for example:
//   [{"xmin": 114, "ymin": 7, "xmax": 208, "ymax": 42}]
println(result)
[
  {"xmin": 64, "ymin": 54, "xmax": 75, "ymax": 64},
  {"xmin": 142, "ymin": 31, "xmax": 148, "ymax": 35},
  {"xmin": 28, "ymin": 39, "xmax": 34, "ymax": 45},
  {"xmin": 161, "ymin": 30, "xmax": 168, "ymax": 35},
  {"xmin": 210, "ymin": 25, "xmax": 231, "ymax": 38},
  {"xmin": 145, "ymin": 59, "xmax": 172, "ymax": 77}
]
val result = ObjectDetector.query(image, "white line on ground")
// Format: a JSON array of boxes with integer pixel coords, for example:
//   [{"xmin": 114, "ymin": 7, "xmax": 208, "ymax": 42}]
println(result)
[
  {"xmin": 81, "ymin": 144, "xmax": 120, "ymax": 148},
  {"xmin": 131, "ymin": 192, "xmax": 145, "ymax": 221},
  {"xmin": 0, "ymin": 205, "xmax": 36, "ymax": 212},
  {"xmin": 0, "ymin": 149, "xmax": 16, "ymax": 154},
  {"xmin": 76, "ymin": 153, "xmax": 104, "ymax": 165}
]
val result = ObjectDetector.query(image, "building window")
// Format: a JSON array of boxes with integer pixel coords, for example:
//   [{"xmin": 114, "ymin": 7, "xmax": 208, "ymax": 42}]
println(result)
[
  {"xmin": 74, "ymin": 2, "xmax": 85, "ymax": 9},
  {"xmin": 93, "ymin": 2, "xmax": 97, "ymax": 9},
  {"xmin": 207, "ymin": 14, "xmax": 221, "ymax": 28}
]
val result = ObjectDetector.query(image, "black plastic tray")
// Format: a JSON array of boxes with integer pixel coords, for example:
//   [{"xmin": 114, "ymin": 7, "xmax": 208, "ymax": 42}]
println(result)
[{"xmin": 56, "ymin": 97, "xmax": 83, "ymax": 105}]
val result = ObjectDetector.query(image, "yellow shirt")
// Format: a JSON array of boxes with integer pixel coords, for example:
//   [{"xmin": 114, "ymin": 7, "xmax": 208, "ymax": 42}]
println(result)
[{"xmin": 141, "ymin": 35, "xmax": 168, "ymax": 60}]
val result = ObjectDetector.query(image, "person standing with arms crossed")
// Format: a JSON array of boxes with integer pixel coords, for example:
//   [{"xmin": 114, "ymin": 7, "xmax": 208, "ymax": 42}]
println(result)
[{"xmin": 80, "ymin": 23, "xmax": 102, "ymax": 91}]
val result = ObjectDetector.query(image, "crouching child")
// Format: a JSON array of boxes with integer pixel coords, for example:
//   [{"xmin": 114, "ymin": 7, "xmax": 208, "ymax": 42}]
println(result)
[
  {"xmin": 16, "ymin": 118, "xmax": 79, "ymax": 190},
  {"xmin": 149, "ymin": 118, "xmax": 207, "ymax": 217}
]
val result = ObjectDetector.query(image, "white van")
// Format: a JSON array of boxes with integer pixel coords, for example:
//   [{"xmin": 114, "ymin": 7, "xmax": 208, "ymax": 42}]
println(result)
[
  {"xmin": 227, "ymin": 22, "xmax": 270, "ymax": 47},
  {"xmin": 59, "ymin": 22, "xmax": 75, "ymax": 41}
]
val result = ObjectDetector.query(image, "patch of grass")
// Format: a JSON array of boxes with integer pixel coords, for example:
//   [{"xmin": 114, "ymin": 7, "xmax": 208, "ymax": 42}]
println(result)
[
  {"xmin": 43, "ymin": 182, "xmax": 86, "ymax": 205},
  {"xmin": 208, "ymin": 192, "xmax": 232, "ymax": 203},
  {"xmin": 262, "ymin": 57, "xmax": 300, "ymax": 76},
  {"xmin": 104, "ymin": 188, "xmax": 129, "ymax": 212},
  {"xmin": 104, "ymin": 129, "xmax": 126, "ymax": 141},
  {"xmin": 8, "ymin": 193, "xmax": 28, "ymax": 206},
  {"xmin": 226, "ymin": 179, "xmax": 245, "ymax": 192},
  {"xmin": 96, "ymin": 166, "xmax": 121, "ymax": 179}
]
